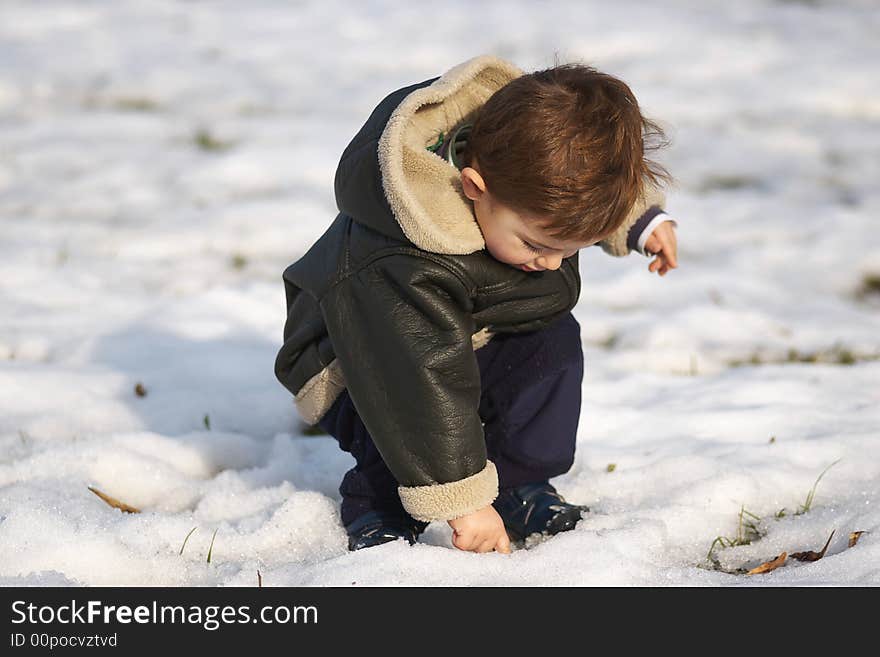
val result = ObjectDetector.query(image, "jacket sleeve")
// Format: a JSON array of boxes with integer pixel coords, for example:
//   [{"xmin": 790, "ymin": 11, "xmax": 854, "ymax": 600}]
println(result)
[
  {"xmin": 320, "ymin": 253, "xmax": 497, "ymax": 522},
  {"xmin": 597, "ymin": 186, "xmax": 667, "ymax": 257}
]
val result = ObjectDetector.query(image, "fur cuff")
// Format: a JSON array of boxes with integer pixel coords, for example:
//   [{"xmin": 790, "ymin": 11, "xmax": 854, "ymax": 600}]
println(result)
[
  {"xmin": 294, "ymin": 358, "xmax": 347, "ymax": 425},
  {"xmin": 599, "ymin": 186, "xmax": 667, "ymax": 257},
  {"xmin": 398, "ymin": 461, "xmax": 499, "ymax": 522}
]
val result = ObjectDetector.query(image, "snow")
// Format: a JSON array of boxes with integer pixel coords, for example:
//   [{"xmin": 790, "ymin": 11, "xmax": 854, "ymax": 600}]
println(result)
[{"xmin": 0, "ymin": 0, "xmax": 878, "ymax": 586}]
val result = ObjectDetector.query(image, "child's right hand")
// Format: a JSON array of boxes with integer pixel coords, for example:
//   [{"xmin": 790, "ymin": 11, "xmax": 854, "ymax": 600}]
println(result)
[
  {"xmin": 447, "ymin": 505, "xmax": 512, "ymax": 554},
  {"xmin": 644, "ymin": 220, "xmax": 678, "ymax": 276}
]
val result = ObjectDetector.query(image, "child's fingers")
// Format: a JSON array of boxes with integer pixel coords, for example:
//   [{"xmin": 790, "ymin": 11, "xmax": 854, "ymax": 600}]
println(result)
[
  {"xmin": 452, "ymin": 531, "xmax": 476, "ymax": 552},
  {"xmin": 640, "ymin": 219, "xmax": 684, "ymax": 277},
  {"xmin": 650, "ymin": 254, "xmax": 677, "ymax": 276},
  {"xmin": 656, "ymin": 229, "xmax": 678, "ymax": 268},
  {"xmin": 646, "ymin": 225, "xmax": 678, "ymax": 272},
  {"xmin": 496, "ymin": 533, "xmax": 511, "ymax": 554}
]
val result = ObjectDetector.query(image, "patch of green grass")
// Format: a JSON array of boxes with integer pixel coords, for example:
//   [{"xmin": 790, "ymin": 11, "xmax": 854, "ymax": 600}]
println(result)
[
  {"xmin": 795, "ymin": 459, "xmax": 841, "ymax": 516},
  {"xmin": 787, "ymin": 348, "xmax": 818, "ymax": 363},
  {"xmin": 606, "ymin": 463, "xmax": 617, "ymax": 473},
  {"xmin": 598, "ymin": 333, "xmax": 619, "ymax": 349},
  {"xmin": 114, "ymin": 96, "xmax": 159, "ymax": 112},
  {"xmin": 696, "ymin": 174, "xmax": 766, "ymax": 193},
  {"xmin": 859, "ymin": 273, "xmax": 880, "ymax": 295},
  {"xmin": 704, "ymin": 459, "xmax": 843, "ymax": 573},
  {"xmin": 730, "ymin": 354, "xmax": 763, "ymax": 367},
  {"xmin": 775, "ymin": 458, "xmax": 841, "ymax": 519},
  {"xmin": 194, "ymin": 128, "xmax": 234, "ymax": 152},
  {"xmin": 203, "ymin": 414, "xmax": 211, "ymax": 431},
  {"xmin": 230, "ymin": 253, "xmax": 248, "ymax": 270},
  {"xmin": 730, "ymin": 346, "xmax": 876, "ymax": 368},
  {"xmin": 836, "ymin": 349, "xmax": 855, "ymax": 365},
  {"xmin": 703, "ymin": 505, "xmax": 767, "ymax": 574},
  {"xmin": 785, "ymin": 346, "xmax": 857, "ymax": 365},
  {"xmin": 707, "ymin": 505, "xmax": 765, "ymax": 564}
]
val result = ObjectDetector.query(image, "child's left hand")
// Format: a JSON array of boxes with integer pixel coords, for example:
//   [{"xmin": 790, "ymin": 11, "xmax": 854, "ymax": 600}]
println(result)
[{"xmin": 643, "ymin": 221, "xmax": 678, "ymax": 276}]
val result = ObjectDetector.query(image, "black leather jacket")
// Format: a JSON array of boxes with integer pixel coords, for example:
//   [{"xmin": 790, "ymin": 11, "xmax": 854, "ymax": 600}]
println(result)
[{"xmin": 274, "ymin": 56, "xmax": 664, "ymax": 521}]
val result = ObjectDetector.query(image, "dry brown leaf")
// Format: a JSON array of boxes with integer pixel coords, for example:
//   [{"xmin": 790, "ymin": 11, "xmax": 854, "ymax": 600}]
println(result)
[
  {"xmin": 134, "ymin": 382, "xmax": 147, "ymax": 397},
  {"xmin": 791, "ymin": 530, "xmax": 835, "ymax": 562},
  {"xmin": 747, "ymin": 552, "xmax": 787, "ymax": 575},
  {"xmin": 848, "ymin": 531, "xmax": 865, "ymax": 548},
  {"xmin": 88, "ymin": 486, "xmax": 140, "ymax": 513}
]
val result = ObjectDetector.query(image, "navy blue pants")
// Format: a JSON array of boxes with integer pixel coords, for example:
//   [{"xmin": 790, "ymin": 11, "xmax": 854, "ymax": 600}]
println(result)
[{"xmin": 317, "ymin": 312, "xmax": 584, "ymax": 526}]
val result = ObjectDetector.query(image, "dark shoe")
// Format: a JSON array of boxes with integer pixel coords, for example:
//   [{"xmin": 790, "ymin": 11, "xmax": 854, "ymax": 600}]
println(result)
[
  {"xmin": 492, "ymin": 481, "xmax": 589, "ymax": 542},
  {"xmin": 345, "ymin": 510, "xmax": 430, "ymax": 551}
]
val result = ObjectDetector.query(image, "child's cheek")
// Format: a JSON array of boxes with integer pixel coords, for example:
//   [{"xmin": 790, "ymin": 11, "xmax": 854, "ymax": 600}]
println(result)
[{"xmin": 484, "ymin": 238, "xmax": 523, "ymax": 266}]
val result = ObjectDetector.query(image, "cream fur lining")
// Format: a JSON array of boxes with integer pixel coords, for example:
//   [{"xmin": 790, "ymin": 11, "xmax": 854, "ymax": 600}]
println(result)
[
  {"xmin": 398, "ymin": 460, "xmax": 499, "ymax": 522},
  {"xmin": 470, "ymin": 325, "xmax": 494, "ymax": 350},
  {"xmin": 294, "ymin": 358, "xmax": 347, "ymax": 426},
  {"xmin": 377, "ymin": 55, "xmax": 524, "ymax": 255}
]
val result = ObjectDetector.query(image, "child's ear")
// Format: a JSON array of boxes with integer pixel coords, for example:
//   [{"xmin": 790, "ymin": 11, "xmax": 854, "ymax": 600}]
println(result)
[{"xmin": 460, "ymin": 167, "xmax": 487, "ymax": 202}]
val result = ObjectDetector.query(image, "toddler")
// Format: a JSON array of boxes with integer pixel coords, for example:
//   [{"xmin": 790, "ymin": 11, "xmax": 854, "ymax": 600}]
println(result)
[{"xmin": 275, "ymin": 55, "xmax": 678, "ymax": 553}]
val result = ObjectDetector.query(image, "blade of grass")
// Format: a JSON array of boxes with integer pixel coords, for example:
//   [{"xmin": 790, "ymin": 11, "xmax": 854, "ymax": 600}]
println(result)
[
  {"xmin": 179, "ymin": 527, "xmax": 197, "ymax": 556},
  {"xmin": 206, "ymin": 528, "xmax": 218, "ymax": 563},
  {"xmin": 88, "ymin": 486, "xmax": 140, "ymax": 513},
  {"xmin": 797, "ymin": 459, "xmax": 841, "ymax": 514}
]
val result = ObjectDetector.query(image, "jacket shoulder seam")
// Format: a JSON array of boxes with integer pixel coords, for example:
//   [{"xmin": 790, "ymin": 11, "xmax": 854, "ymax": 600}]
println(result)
[{"xmin": 325, "ymin": 247, "xmax": 475, "ymax": 298}]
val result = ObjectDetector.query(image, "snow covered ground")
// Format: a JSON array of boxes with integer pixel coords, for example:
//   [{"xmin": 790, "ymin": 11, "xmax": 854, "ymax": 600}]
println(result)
[{"xmin": 1, "ymin": 0, "xmax": 878, "ymax": 586}]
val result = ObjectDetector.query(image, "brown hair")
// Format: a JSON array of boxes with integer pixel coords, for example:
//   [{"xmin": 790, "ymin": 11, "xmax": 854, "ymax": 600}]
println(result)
[{"xmin": 464, "ymin": 62, "xmax": 671, "ymax": 243}]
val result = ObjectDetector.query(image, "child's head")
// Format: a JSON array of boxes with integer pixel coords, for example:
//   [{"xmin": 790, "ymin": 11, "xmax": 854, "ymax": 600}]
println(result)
[{"xmin": 460, "ymin": 62, "xmax": 670, "ymax": 271}]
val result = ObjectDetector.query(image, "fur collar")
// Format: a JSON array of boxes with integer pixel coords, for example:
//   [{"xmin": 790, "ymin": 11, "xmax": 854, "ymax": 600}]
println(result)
[{"xmin": 377, "ymin": 55, "xmax": 524, "ymax": 255}]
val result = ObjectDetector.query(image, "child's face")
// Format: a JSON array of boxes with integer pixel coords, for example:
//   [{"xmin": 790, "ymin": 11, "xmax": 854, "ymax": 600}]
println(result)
[{"xmin": 460, "ymin": 166, "xmax": 594, "ymax": 271}]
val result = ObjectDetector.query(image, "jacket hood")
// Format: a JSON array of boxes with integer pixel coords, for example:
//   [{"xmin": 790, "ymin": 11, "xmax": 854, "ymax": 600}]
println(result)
[{"xmin": 333, "ymin": 55, "xmax": 524, "ymax": 255}]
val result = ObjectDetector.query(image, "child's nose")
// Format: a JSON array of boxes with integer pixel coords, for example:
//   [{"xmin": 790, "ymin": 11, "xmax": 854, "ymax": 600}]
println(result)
[{"xmin": 536, "ymin": 253, "xmax": 563, "ymax": 270}]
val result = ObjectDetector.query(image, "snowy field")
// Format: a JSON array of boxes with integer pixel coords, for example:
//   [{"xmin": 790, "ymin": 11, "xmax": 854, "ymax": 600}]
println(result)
[{"xmin": 1, "ymin": 0, "xmax": 878, "ymax": 586}]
